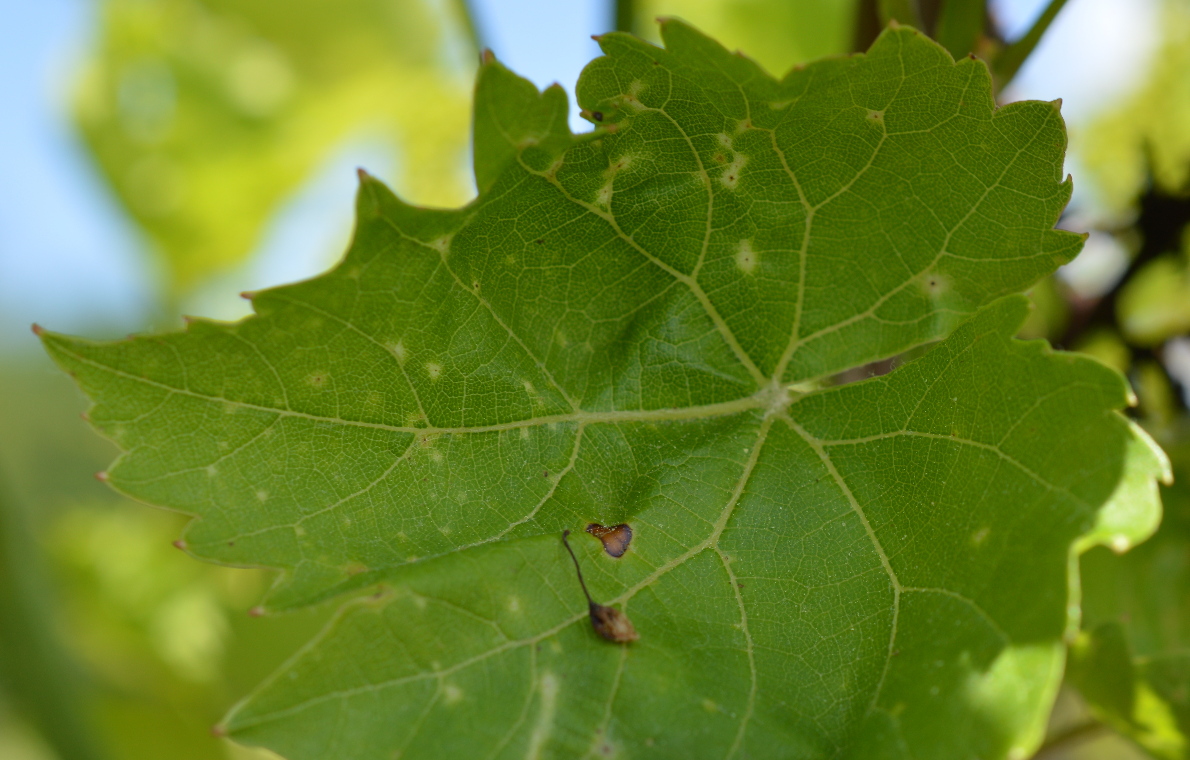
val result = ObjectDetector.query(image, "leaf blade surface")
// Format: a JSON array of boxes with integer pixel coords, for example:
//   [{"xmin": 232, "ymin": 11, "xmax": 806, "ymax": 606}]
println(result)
[{"xmin": 40, "ymin": 21, "xmax": 1165, "ymax": 760}]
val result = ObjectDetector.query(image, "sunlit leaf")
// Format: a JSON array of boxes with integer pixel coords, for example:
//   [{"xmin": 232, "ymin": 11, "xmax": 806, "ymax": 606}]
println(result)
[
  {"xmin": 1074, "ymin": 425, "xmax": 1189, "ymax": 760},
  {"xmin": 43, "ymin": 21, "xmax": 1165, "ymax": 759},
  {"xmin": 1079, "ymin": 1, "xmax": 1190, "ymax": 214},
  {"xmin": 635, "ymin": 0, "xmax": 859, "ymax": 75}
]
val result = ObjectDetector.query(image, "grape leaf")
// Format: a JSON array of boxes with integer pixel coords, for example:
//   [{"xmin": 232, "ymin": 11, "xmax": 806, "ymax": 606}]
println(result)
[
  {"xmin": 41, "ymin": 21, "xmax": 1166, "ymax": 759},
  {"xmin": 1072, "ymin": 426, "xmax": 1189, "ymax": 759}
]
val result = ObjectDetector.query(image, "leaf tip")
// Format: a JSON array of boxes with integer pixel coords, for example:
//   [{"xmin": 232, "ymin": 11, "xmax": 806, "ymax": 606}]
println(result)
[
  {"xmin": 1051, "ymin": 98, "xmax": 1063, "ymax": 110},
  {"xmin": 211, "ymin": 724, "xmax": 228, "ymax": 738},
  {"xmin": 94, "ymin": 471, "xmax": 109, "ymax": 483},
  {"xmin": 480, "ymin": 48, "xmax": 496, "ymax": 65},
  {"xmin": 172, "ymin": 539, "xmax": 188, "ymax": 551},
  {"xmin": 248, "ymin": 605, "xmax": 266, "ymax": 618},
  {"xmin": 30, "ymin": 323, "xmax": 44, "ymax": 337},
  {"xmin": 239, "ymin": 291, "xmax": 255, "ymax": 300},
  {"xmin": 356, "ymin": 167, "xmax": 372, "ymax": 183}
]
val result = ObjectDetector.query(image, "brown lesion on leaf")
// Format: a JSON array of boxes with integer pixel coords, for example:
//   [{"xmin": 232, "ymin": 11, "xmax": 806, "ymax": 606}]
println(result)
[
  {"xmin": 561, "ymin": 530, "xmax": 639, "ymax": 643},
  {"xmin": 586, "ymin": 523, "xmax": 632, "ymax": 557},
  {"xmin": 588, "ymin": 603, "xmax": 638, "ymax": 643}
]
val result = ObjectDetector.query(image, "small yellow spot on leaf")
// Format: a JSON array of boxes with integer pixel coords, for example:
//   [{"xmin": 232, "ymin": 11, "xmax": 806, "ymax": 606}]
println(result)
[{"xmin": 735, "ymin": 240, "xmax": 757, "ymax": 274}]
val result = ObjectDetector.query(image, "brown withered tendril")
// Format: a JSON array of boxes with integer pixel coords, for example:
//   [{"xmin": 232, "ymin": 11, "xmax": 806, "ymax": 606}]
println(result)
[{"xmin": 561, "ymin": 530, "xmax": 638, "ymax": 643}]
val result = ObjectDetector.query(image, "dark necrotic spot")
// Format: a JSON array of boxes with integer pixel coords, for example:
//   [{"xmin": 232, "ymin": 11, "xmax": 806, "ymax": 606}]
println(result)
[
  {"xmin": 591, "ymin": 111, "xmax": 603, "ymax": 122},
  {"xmin": 586, "ymin": 523, "xmax": 632, "ymax": 557}
]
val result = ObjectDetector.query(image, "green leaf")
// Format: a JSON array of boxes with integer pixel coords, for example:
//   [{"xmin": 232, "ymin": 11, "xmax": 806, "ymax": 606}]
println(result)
[
  {"xmin": 1117, "ymin": 250, "xmax": 1190, "ymax": 347},
  {"xmin": 42, "ymin": 21, "xmax": 1163, "ymax": 759},
  {"xmin": 1074, "ymin": 426, "xmax": 1189, "ymax": 759},
  {"xmin": 472, "ymin": 58, "xmax": 572, "ymax": 195}
]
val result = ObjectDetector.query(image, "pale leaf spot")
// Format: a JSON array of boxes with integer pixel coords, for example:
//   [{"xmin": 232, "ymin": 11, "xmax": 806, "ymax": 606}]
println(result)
[
  {"xmin": 720, "ymin": 153, "xmax": 747, "ymax": 189},
  {"xmin": 921, "ymin": 272, "xmax": 951, "ymax": 297},
  {"xmin": 596, "ymin": 180, "xmax": 613, "ymax": 207},
  {"xmin": 526, "ymin": 672, "xmax": 559, "ymax": 760},
  {"xmin": 735, "ymin": 239, "xmax": 757, "ymax": 275}
]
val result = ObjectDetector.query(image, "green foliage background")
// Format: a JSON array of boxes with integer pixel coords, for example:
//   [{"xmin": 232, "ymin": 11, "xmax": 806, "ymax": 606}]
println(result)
[{"xmin": 4, "ymin": 1, "xmax": 1190, "ymax": 759}]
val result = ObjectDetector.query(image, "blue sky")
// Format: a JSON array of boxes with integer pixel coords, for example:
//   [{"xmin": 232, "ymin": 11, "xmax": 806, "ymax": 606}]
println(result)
[{"xmin": 0, "ymin": 0, "xmax": 1161, "ymax": 353}]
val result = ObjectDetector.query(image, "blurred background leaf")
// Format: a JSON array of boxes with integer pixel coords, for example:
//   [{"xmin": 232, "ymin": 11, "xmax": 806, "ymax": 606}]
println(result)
[
  {"xmin": 74, "ymin": 0, "xmax": 475, "ymax": 297},
  {"xmin": 1078, "ymin": 0, "xmax": 1190, "ymax": 216},
  {"xmin": 632, "ymin": 0, "xmax": 859, "ymax": 75}
]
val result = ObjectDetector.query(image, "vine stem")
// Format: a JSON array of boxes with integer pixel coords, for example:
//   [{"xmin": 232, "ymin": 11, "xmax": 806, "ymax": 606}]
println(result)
[
  {"xmin": 992, "ymin": 0, "xmax": 1071, "ymax": 86},
  {"xmin": 878, "ymin": 0, "xmax": 923, "ymax": 28},
  {"xmin": 449, "ymin": 0, "xmax": 486, "ymax": 56},
  {"xmin": 0, "ymin": 475, "xmax": 106, "ymax": 760},
  {"xmin": 614, "ymin": 0, "xmax": 635, "ymax": 34}
]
